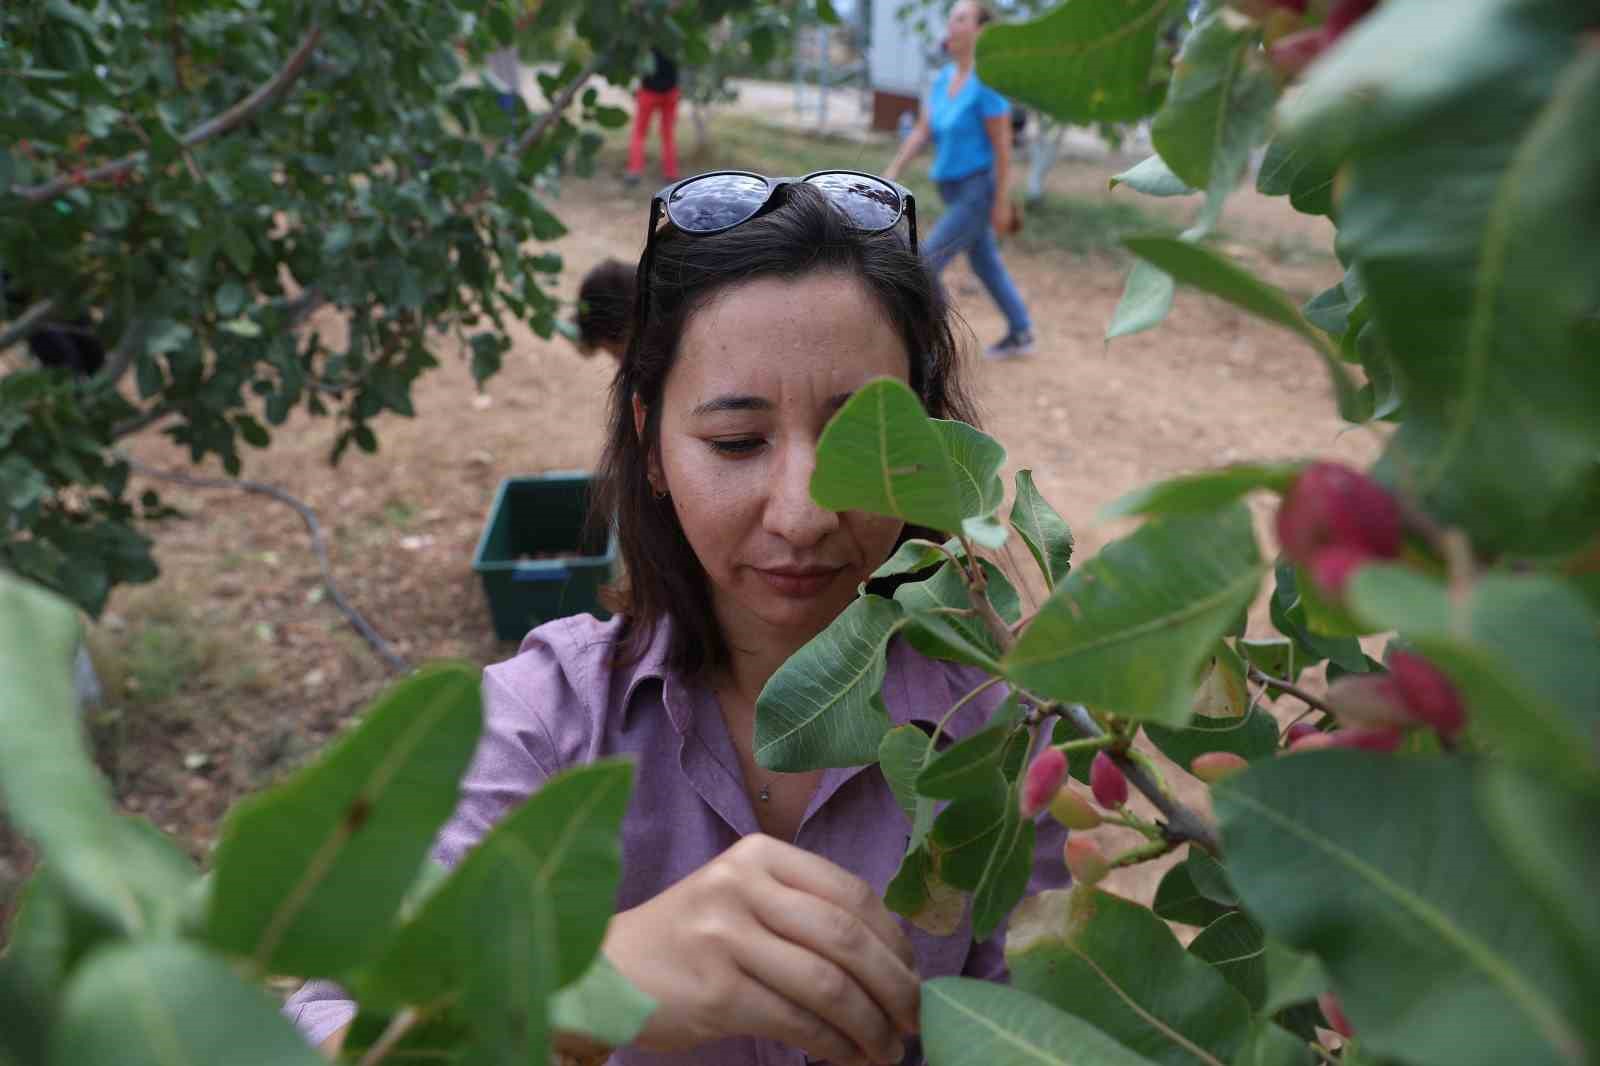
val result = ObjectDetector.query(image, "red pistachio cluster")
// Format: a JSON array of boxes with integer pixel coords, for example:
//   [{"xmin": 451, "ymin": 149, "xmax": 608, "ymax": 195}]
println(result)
[
  {"xmin": 1268, "ymin": 0, "xmax": 1381, "ymax": 77},
  {"xmin": 1064, "ymin": 836, "xmax": 1110, "ymax": 886},
  {"xmin": 1275, "ymin": 461, "xmax": 1403, "ymax": 599},
  {"xmin": 1288, "ymin": 722, "xmax": 1404, "ymax": 754},
  {"xmin": 1020, "ymin": 747, "xmax": 1069, "ymax": 819},
  {"xmin": 1285, "ymin": 649, "xmax": 1466, "ymax": 754},
  {"xmin": 1049, "ymin": 787, "xmax": 1102, "ymax": 831},
  {"xmin": 1023, "ymin": 748, "xmax": 1133, "ymax": 829},
  {"xmin": 1273, "ymin": 460, "xmax": 1471, "ymax": 752},
  {"xmin": 1318, "ymin": 992, "xmax": 1355, "ymax": 1039},
  {"xmin": 1326, "ymin": 650, "xmax": 1465, "ymax": 738},
  {"xmin": 1089, "ymin": 752, "xmax": 1129, "ymax": 810},
  {"xmin": 1190, "ymin": 751, "xmax": 1248, "ymax": 783}
]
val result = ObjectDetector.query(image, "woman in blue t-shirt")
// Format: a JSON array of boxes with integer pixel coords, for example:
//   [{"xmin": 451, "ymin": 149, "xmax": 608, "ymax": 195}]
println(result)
[{"xmin": 885, "ymin": 0, "xmax": 1034, "ymax": 360}]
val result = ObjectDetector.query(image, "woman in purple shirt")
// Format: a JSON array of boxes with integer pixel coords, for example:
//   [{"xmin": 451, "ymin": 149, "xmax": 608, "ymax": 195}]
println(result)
[{"xmin": 288, "ymin": 173, "xmax": 1067, "ymax": 1065}]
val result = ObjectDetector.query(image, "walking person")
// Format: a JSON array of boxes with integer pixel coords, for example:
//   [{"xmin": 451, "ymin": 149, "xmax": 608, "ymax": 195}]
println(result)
[
  {"xmin": 486, "ymin": 45, "xmax": 524, "ymax": 114},
  {"xmin": 625, "ymin": 48, "xmax": 681, "ymax": 186},
  {"xmin": 884, "ymin": 1, "xmax": 1035, "ymax": 360},
  {"xmin": 285, "ymin": 172, "xmax": 1068, "ymax": 1064}
]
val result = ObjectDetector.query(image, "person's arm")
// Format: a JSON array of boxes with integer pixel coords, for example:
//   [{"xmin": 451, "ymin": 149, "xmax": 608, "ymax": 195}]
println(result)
[
  {"xmin": 883, "ymin": 111, "xmax": 932, "ymax": 183},
  {"xmin": 603, "ymin": 834, "xmax": 921, "ymax": 1066},
  {"xmin": 312, "ymin": 1006, "xmax": 613, "ymax": 1062},
  {"xmin": 290, "ymin": 636, "xmax": 573, "ymax": 1057},
  {"xmin": 984, "ymin": 112, "xmax": 1014, "ymax": 233},
  {"xmin": 316, "ymin": 1026, "xmax": 347, "ymax": 1059},
  {"xmin": 302, "ymin": 637, "xmax": 918, "ymax": 1065},
  {"xmin": 316, "ymin": 831, "xmax": 923, "ymax": 1065}
]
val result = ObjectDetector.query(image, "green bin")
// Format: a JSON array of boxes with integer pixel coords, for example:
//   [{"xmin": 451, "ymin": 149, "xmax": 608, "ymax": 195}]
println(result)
[{"xmin": 471, "ymin": 473, "xmax": 616, "ymax": 641}]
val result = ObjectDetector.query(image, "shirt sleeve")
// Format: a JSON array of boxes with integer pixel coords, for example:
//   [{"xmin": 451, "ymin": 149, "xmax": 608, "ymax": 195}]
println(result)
[
  {"xmin": 282, "ymin": 628, "xmax": 583, "ymax": 1045},
  {"xmin": 979, "ymin": 86, "xmax": 1010, "ymax": 120},
  {"xmin": 429, "ymin": 665, "xmax": 562, "ymax": 868}
]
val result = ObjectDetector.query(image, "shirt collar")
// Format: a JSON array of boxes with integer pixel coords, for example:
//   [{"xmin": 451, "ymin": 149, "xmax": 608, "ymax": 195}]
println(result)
[{"xmin": 617, "ymin": 614, "xmax": 696, "ymax": 733}]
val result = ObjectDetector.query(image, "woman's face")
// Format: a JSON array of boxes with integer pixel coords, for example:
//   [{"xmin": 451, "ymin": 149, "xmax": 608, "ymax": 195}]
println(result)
[
  {"xmin": 647, "ymin": 272, "xmax": 910, "ymax": 660},
  {"xmin": 945, "ymin": 1, "xmax": 982, "ymax": 58}
]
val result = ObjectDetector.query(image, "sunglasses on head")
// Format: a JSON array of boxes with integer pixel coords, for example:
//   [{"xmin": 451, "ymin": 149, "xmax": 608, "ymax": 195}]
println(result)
[{"xmin": 633, "ymin": 169, "xmax": 918, "ymax": 338}]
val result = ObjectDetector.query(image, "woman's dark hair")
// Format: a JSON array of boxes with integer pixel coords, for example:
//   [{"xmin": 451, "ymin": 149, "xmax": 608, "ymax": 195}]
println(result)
[
  {"xmin": 591, "ymin": 183, "xmax": 980, "ymax": 677},
  {"xmin": 575, "ymin": 258, "xmax": 635, "ymax": 356}
]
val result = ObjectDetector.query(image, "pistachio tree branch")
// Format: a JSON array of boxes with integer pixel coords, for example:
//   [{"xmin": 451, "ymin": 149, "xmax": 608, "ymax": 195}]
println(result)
[
  {"xmin": 459, "ymin": 53, "xmax": 608, "ymax": 216},
  {"xmin": 510, "ymin": 53, "xmax": 606, "ymax": 158},
  {"xmin": 356, "ymin": 1006, "xmax": 419, "ymax": 1066},
  {"xmin": 957, "ymin": 534, "xmax": 1016, "ymax": 654},
  {"xmin": 10, "ymin": 25, "xmax": 324, "ymax": 203},
  {"xmin": 1247, "ymin": 665, "xmax": 1335, "ymax": 716},
  {"xmin": 102, "ymin": 285, "xmax": 322, "ymax": 401},
  {"xmin": 1111, "ymin": 837, "xmax": 1178, "ymax": 868},
  {"xmin": 112, "ymin": 402, "xmax": 175, "ymax": 440},
  {"xmin": 1056, "ymin": 702, "xmax": 1223, "ymax": 857},
  {"xmin": 118, "ymin": 454, "xmax": 410, "ymax": 673},
  {"xmin": 0, "ymin": 298, "xmax": 56, "ymax": 354},
  {"xmin": 94, "ymin": 317, "xmax": 150, "ymax": 389}
]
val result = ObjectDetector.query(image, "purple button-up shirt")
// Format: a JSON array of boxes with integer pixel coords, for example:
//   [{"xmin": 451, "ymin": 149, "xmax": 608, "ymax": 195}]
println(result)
[{"xmin": 285, "ymin": 612, "xmax": 1069, "ymax": 1064}]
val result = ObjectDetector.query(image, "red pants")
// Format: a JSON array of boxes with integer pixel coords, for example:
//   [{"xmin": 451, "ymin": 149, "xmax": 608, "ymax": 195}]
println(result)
[{"xmin": 627, "ymin": 87, "xmax": 680, "ymax": 181}]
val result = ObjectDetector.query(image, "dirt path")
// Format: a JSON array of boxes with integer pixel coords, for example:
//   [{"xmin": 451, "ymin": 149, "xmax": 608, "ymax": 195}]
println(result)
[{"xmin": 42, "ymin": 115, "xmax": 1383, "ymax": 919}]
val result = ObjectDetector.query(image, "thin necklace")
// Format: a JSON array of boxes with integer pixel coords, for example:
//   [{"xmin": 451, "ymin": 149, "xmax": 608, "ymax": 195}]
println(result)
[{"xmin": 759, "ymin": 784, "xmax": 771, "ymax": 803}]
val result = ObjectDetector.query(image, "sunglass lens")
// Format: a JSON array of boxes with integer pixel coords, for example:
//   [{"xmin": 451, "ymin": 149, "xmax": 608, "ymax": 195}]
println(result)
[
  {"xmin": 806, "ymin": 172, "xmax": 903, "ymax": 231},
  {"xmin": 666, "ymin": 173, "xmax": 770, "ymax": 232}
]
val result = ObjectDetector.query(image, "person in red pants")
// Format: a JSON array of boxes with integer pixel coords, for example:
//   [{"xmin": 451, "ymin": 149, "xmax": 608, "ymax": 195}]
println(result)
[{"xmin": 625, "ymin": 49, "xmax": 680, "ymax": 185}]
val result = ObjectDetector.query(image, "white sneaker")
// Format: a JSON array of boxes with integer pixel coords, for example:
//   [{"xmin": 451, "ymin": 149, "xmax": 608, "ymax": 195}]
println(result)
[{"xmin": 985, "ymin": 331, "xmax": 1036, "ymax": 360}]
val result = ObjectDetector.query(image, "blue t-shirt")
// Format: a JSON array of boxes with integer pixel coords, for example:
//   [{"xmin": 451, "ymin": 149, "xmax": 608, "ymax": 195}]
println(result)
[{"xmin": 926, "ymin": 62, "xmax": 1010, "ymax": 182}]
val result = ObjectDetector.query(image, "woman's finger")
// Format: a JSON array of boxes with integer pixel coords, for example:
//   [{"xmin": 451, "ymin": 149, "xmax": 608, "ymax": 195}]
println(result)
[
  {"xmin": 755, "ymin": 839, "xmax": 918, "ymax": 973},
  {"xmin": 733, "ymin": 914, "xmax": 906, "ymax": 1064},
  {"xmin": 728, "ymin": 961, "xmax": 872, "ymax": 1066},
  {"xmin": 751, "ymin": 883, "xmax": 921, "ymax": 1040}
]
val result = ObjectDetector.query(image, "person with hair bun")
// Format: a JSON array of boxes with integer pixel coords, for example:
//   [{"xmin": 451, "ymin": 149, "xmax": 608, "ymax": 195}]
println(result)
[
  {"xmin": 572, "ymin": 257, "xmax": 636, "ymax": 361},
  {"xmin": 286, "ymin": 172, "xmax": 1066, "ymax": 1066},
  {"xmin": 885, "ymin": 1, "xmax": 1035, "ymax": 361}
]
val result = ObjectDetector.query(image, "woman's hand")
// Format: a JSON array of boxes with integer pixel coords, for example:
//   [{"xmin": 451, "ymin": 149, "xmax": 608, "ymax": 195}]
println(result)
[
  {"xmin": 990, "ymin": 197, "xmax": 1013, "ymax": 234},
  {"xmin": 884, "ymin": 116, "xmax": 930, "ymax": 184},
  {"xmin": 317, "ymin": 1025, "xmax": 347, "ymax": 1060},
  {"xmin": 602, "ymin": 834, "xmax": 920, "ymax": 1066}
]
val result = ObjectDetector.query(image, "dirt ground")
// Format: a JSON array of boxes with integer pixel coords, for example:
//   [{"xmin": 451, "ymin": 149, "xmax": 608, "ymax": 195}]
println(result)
[{"xmin": 12, "ymin": 102, "xmax": 1386, "ymax": 921}]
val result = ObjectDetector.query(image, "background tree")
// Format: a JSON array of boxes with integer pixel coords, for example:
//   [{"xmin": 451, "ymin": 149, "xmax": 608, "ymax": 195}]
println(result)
[{"xmin": 0, "ymin": 0, "xmax": 783, "ymax": 619}]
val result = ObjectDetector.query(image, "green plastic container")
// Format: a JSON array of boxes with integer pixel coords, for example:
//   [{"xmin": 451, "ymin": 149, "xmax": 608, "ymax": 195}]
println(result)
[{"xmin": 471, "ymin": 473, "xmax": 616, "ymax": 641}]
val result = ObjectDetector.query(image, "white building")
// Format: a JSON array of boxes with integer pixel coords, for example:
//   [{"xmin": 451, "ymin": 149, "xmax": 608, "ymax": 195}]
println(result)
[{"xmin": 866, "ymin": 0, "xmax": 943, "ymax": 131}]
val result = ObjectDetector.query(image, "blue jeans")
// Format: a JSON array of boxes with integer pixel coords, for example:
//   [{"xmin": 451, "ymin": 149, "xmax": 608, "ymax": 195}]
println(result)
[{"xmin": 924, "ymin": 169, "xmax": 1032, "ymax": 336}]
